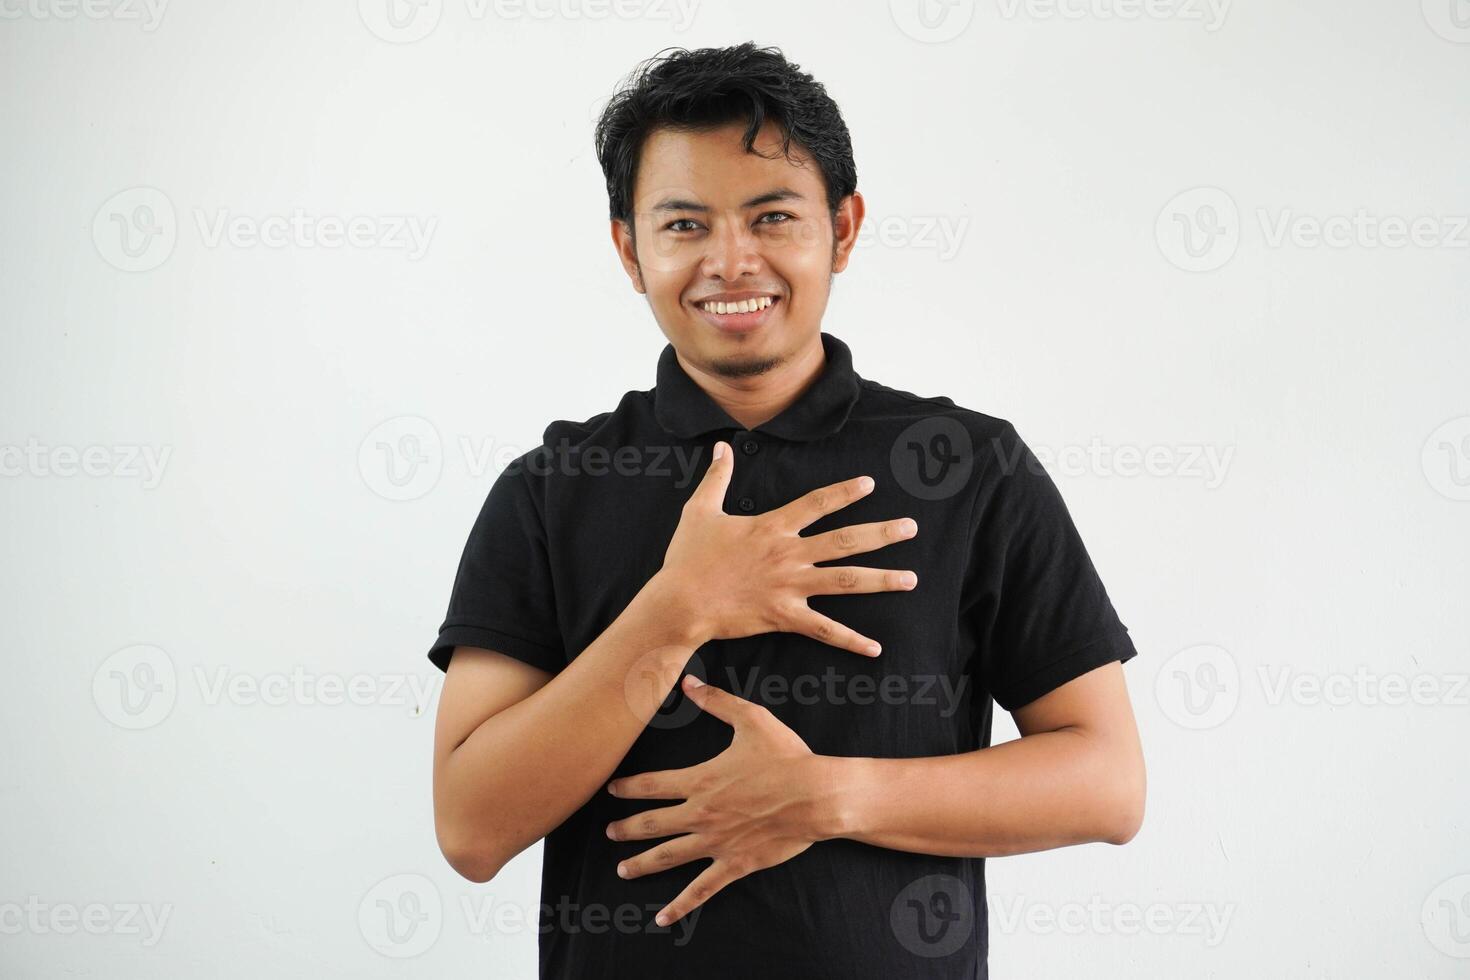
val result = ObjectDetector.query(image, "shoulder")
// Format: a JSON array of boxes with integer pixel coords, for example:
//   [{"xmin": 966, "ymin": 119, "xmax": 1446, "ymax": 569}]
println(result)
[
  {"xmin": 854, "ymin": 376, "xmax": 1026, "ymax": 465},
  {"xmin": 541, "ymin": 388, "xmax": 659, "ymax": 449},
  {"xmin": 496, "ymin": 388, "xmax": 652, "ymax": 483}
]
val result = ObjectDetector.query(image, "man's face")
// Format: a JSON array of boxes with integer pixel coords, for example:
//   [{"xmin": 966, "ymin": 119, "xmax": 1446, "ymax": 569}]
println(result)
[{"xmin": 613, "ymin": 120, "xmax": 863, "ymax": 380}]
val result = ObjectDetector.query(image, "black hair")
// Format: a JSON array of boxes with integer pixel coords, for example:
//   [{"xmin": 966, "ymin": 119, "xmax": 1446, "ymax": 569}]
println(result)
[{"xmin": 593, "ymin": 42, "xmax": 858, "ymax": 229}]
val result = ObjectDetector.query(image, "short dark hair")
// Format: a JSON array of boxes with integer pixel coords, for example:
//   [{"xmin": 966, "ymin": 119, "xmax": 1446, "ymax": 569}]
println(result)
[{"xmin": 593, "ymin": 42, "xmax": 858, "ymax": 227}]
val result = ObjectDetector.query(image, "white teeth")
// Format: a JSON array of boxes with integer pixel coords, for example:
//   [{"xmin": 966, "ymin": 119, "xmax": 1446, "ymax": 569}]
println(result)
[{"xmin": 701, "ymin": 296, "xmax": 774, "ymax": 314}]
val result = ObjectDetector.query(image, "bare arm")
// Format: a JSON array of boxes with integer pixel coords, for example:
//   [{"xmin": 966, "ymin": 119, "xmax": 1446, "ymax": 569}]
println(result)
[
  {"xmin": 432, "ymin": 574, "xmax": 702, "ymax": 882},
  {"xmin": 819, "ymin": 660, "xmax": 1146, "ymax": 854}
]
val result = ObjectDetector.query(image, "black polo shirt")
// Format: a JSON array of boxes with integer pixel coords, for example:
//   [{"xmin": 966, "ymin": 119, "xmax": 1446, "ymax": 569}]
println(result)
[{"xmin": 427, "ymin": 331, "xmax": 1137, "ymax": 979}]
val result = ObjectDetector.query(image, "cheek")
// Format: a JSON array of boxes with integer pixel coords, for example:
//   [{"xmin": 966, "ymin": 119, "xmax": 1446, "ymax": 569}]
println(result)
[
  {"xmin": 769, "ymin": 224, "xmax": 833, "ymax": 284},
  {"xmin": 772, "ymin": 255, "xmax": 830, "ymax": 308},
  {"xmin": 640, "ymin": 268, "xmax": 691, "ymax": 308}
]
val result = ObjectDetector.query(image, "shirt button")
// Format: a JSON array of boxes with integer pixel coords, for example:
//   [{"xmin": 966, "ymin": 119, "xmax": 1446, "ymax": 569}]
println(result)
[
  {"xmin": 737, "ymin": 496, "xmax": 755, "ymax": 512},
  {"xmin": 741, "ymin": 439, "xmax": 759, "ymax": 455}
]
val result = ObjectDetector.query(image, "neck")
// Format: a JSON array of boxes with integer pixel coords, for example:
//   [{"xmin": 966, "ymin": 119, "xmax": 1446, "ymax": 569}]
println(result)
[{"xmin": 677, "ymin": 334, "xmax": 826, "ymax": 432}]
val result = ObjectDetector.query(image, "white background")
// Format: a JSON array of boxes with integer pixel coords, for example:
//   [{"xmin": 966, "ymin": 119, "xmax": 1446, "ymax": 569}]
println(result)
[{"xmin": 3, "ymin": 0, "xmax": 1468, "ymax": 976}]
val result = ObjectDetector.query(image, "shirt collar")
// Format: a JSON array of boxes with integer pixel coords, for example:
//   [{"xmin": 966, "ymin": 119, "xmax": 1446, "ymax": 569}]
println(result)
[{"xmin": 652, "ymin": 331, "xmax": 862, "ymax": 443}]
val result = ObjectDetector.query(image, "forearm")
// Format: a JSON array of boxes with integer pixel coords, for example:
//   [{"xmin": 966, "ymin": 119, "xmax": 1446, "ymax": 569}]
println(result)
[
  {"xmin": 816, "ymin": 728, "xmax": 1144, "ymax": 858},
  {"xmin": 437, "ymin": 572, "xmax": 705, "ymax": 879}
]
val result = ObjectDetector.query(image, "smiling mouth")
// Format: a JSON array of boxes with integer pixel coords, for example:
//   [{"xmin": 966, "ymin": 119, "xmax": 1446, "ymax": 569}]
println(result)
[{"xmin": 692, "ymin": 295, "xmax": 781, "ymax": 332}]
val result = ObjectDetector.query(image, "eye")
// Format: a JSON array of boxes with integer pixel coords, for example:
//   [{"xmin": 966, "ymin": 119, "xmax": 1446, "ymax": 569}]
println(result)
[
  {"xmin": 758, "ymin": 212, "xmax": 794, "ymax": 225},
  {"xmin": 665, "ymin": 218, "xmax": 702, "ymax": 232}
]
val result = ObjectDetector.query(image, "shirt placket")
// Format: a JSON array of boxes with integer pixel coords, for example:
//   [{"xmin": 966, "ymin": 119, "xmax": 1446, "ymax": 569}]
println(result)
[{"xmin": 728, "ymin": 428, "xmax": 769, "ymax": 514}]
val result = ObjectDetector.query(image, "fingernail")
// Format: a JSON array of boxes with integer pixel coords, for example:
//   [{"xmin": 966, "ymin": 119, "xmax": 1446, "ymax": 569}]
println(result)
[
  {"xmin": 617, "ymin": 863, "xmax": 630, "ymax": 878},
  {"xmin": 858, "ymin": 476, "xmax": 874, "ymax": 492},
  {"xmin": 899, "ymin": 519, "xmax": 917, "ymax": 537},
  {"xmin": 901, "ymin": 572, "xmax": 917, "ymax": 588},
  {"xmin": 607, "ymin": 781, "xmax": 619, "ymax": 795},
  {"xmin": 605, "ymin": 824, "xmax": 619, "ymax": 840},
  {"xmin": 713, "ymin": 442, "xmax": 726, "ymax": 460},
  {"xmin": 654, "ymin": 911, "xmax": 670, "ymax": 927},
  {"xmin": 684, "ymin": 674, "xmax": 704, "ymax": 688},
  {"xmin": 867, "ymin": 641, "xmax": 882, "ymax": 656}
]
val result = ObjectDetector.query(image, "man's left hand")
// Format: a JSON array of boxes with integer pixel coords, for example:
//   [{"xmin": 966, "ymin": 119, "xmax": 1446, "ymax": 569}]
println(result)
[{"xmin": 605, "ymin": 674, "xmax": 837, "ymax": 928}]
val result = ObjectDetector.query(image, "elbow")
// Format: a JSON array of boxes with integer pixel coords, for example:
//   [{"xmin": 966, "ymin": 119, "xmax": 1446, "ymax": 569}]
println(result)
[
  {"xmin": 1101, "ymin": 766, "xmax": 1146, "ymax": 845},
  {"xmin": 1103, "ymin": 803, "xmax": 1144, "ymax": 845},
  {"xmin": 442, "ymin": 843, "xmax": 505, "ymax": 884},
  {"xmin": 456, "ymin": 858, "xmax": 503, "ymax": 885},
  {"xmin": 440, "ymin": 838, "xmax": 509, "ymax": 884},
  {"xmin": 436, "ymin": 823, "xmax": 512, "ymax": 884},
  {"xmin": 434, "ymin": 778, "xmax": 519, "ymax": 883}
]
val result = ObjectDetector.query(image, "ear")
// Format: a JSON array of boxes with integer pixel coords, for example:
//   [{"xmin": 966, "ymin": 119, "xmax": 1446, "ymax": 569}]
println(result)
[
  {"xmin": 830, "ymin": 191, "xmax": 865, "ymax": 275},
  {"xmin": 610, "ymin": 219, "xmax": 645, "ymax": 294}
]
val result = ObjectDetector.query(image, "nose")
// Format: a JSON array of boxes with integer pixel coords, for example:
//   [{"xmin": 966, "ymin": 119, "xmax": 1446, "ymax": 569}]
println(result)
[{"xmin": 698, "ymin": 215, "xmax": 762, "ymax": 281}]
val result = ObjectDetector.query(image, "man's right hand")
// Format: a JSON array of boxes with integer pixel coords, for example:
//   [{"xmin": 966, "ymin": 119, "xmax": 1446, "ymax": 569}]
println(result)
[{"xmin": 655, "ymin": 439, "xmax": 918, "ymax": 657}]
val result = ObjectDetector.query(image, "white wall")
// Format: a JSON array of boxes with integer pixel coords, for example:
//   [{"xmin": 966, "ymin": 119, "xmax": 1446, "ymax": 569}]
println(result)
[{"xmin": 3, "ymin": 1, "xmax": 1467, "ymax": 976}]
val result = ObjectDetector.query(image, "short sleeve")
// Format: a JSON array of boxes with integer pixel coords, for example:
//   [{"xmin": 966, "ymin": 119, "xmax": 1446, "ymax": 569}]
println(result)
[
  {"xmin": 963, "ymin": 423, "xmax": 1136, "ymax": 712},
  {"xmin": 426, "ymin": 456, "xmax": 566, "ymax": 675}
]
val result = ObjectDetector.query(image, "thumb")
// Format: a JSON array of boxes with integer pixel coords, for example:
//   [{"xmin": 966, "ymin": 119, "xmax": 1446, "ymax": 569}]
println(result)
[{"xmin": 690, "ymin": 440, "xmax": 733, "ymax": 511}]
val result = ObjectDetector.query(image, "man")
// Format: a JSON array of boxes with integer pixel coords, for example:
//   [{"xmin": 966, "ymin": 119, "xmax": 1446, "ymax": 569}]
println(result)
[{"xmin": 428, "ymin": 42, "xmax": 1144, "ymax": 979}]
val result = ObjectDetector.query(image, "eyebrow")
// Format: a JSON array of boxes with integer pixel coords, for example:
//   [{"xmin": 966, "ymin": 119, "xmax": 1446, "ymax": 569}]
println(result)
[{"xmin": 650, "ymin": 187, "xmax": 805, "ymax": 213}]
